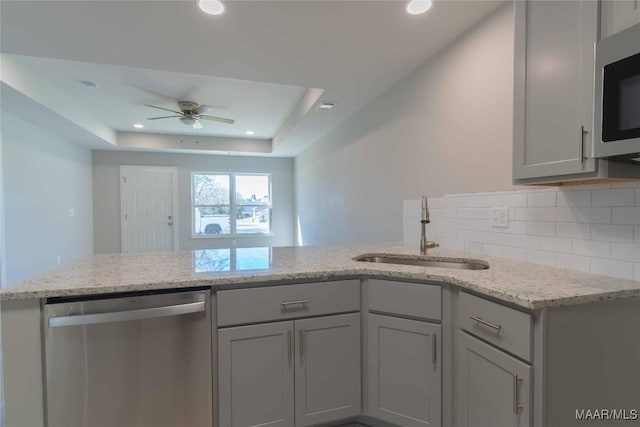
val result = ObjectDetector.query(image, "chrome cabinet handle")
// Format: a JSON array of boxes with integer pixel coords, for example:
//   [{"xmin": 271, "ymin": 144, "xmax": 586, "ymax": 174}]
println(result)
[
  {"xmin": 469, "ymin": 315, "xmax": 502, "ymax": 332},
  {"xmin": 432, "ymin": 334, "xmax": 437, "ymax": 365},
  {"xmin": 48, "ymin": 301, "xmax": 205, "ymax": 327},
  {"xmin": 299, "ymin": 329, "xmax": 304, "ymax": 360},
  {"xmin": 513, "ymin": 373, "xmax": 523, "ymax": 414},
  {"xmin": 288, "ymin": 330, "xmax": 292, "ymax": 363},
  {"xmin": 580, "ymin": 126, "xmax": 589, "ymax": 163},
  {"xmin": 281, "ymin": 300, "xmax": 310, "ymax": 307}
]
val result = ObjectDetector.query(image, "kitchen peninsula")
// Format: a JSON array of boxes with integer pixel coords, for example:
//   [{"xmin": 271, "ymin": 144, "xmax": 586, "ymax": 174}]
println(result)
[{"xmin": 3, "ymin": 242, "xmax": 640, "ymax": 427}]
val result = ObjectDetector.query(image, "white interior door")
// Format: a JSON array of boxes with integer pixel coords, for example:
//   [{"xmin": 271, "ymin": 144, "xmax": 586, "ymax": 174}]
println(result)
[{"xmin": 120, "ymin": 166, "xmax": 178, "ymax": 253}]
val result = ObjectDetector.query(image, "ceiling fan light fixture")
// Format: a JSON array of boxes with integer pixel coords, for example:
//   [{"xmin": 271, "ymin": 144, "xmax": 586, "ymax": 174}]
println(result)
[
  {"xmin": 198, "ymin": 0, "xmax": 225, "ymax": 15},
  {"xmin": 406, "ymin": 0, "xmax": 432, "ymax": 15},
  {"xmin": 180, "ymin": 117, "xmax": 197, "ymax": 126}
]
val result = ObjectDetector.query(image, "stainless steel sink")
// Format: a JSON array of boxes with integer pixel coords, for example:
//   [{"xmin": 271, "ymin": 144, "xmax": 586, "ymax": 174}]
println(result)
[{"xmin": 354, "ymin": 254, "xmax": 489, "ymax": 270}]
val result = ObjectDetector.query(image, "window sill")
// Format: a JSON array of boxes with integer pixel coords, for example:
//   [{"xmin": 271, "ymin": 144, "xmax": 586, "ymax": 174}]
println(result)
[{"xmin": 191, "ymin": 233, "xmax": 274, "ymax": 239}]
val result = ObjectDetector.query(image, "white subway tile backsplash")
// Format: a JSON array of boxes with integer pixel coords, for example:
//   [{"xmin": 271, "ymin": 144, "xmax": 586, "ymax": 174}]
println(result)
[
  {"xmin": 501, "ymin": 221, "xmax": 528, "ymax": 235},
  {"xmin": 528, "ymin": 191, "xmax": 557, "ymax": 207},
  {"xmin": 526, "ymin": 222, "xmax": 556, "ymax": 237},
  {"xmin": 572, "ymin": 239, "xmax": 610, "ymax": 258},
  {"xmin": 491, "ymin": 232, "xmax": 515, "ymax": 246},
  {"xmin": 591, "ymin": 188, "xmax": 635, "ymax": 206},
  {"xmin": 512, "ymin": 235, "xmax": 541, "ymax": 249},
  {"xmin": 556, "ymin": 253, "xmax": 590, "ymax": 273},
  {"xmin": 515, "ymin": 208, "xmax": 541, "ymax": 221},
  {"xmin": 539, "ymin": 236, "xmax": 572, "ymax": 253},
  {"xmin": 557, "ymin": 190, "xmax": 591, "ymax": 207},
  {"xmin": 590, "ymin": 258, "xmax": 634, "ymax": 280},
  {"xmin": 574, "ymin": 207, "xmax": 612, "ymax": 224},
  {"xmin": 464, "ymin": 241, "xmax": 483, "ymax": 254},
  {"xmin": 540, "ymin": 207, "xmax": 573, "ymax": 222},
  {"xmin": 590, "ymin": 224, "xmax": 635, "ymax": 243},
  {"xmin": 556, "ymin": 223, "xmax": 590, "ymax": 239},
  {"xmin": 403, "ymin": 183, "xmax": 640, "ymax": 282},
  {"xmin": 482, "ymin": 244, "xmax": 504, "ymax": 257},
  {"xmin": 527, "ymin": 250, "xmax": 556, "ymax": 267},
  {"xmin": 464, "ymin": 195, "xmax": 493, "ymax": 207},
  {"xmin": 502, "ymin": 246, "xmax": 528, "ymax": 261},
  {"xmin": 612, "ymin": 207, "xmax": 640, "ymax": 225},
  {"xmin": 611, "ymin": 243, "xmax": 640, "ymax": 262},
  {"xmin": 498, "ymin": 193, "xmax": 528, "ymax": 207}
]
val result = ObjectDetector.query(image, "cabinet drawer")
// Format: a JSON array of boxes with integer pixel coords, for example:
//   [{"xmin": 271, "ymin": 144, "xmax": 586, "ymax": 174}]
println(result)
[
  {"xmin": 369, "ymin": 279, "xmax": 441, "ymax": 320},
  {"xmin": 217, "ymin": 280, "xmax": 360, "ymax": 326},
  {"xmin": 458, "ymin": 292, "xmax": 532, "ymax": 362}
]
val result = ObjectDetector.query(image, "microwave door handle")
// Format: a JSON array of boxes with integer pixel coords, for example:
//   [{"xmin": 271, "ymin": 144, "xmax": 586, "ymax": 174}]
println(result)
[{"xmin": 48, "ymin": 301, "xmax": 205, "ymax": 327}]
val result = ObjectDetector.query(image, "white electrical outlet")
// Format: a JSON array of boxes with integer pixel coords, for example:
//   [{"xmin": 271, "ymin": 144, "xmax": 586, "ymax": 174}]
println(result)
[
  {"xmin": 490, "ymin": 207, "xmax": 509, "ymax": 228},
  {"xmin": 56, "ymin": 255, "xmax": 61, "ymax": 264},
  {"xmin": 69, "ymin": 208, "xmax": 75, "ymax": 217}
]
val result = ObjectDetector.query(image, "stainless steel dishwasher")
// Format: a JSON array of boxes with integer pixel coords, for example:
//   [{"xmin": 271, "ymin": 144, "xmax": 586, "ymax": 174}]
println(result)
[{"xmin": 44, "ymin": 289, "xmax": 212, "ymax": 427}]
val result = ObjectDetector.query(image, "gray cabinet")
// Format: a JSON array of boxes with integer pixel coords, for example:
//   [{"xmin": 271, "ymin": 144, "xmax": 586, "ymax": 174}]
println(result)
[
  {"xmin": 601, "ymin": 0, "xmax": 640, "ymax": 38},
  {"xmin": 513, "ymin": 0, "xmax": 599, "ymax": 182},
  {"xmin": 457, "ymin": 332, "xmax": 532, "ymax": 427},
  {"xmin": 218, "ymin": 313, "xmax": 360, "ymax": 427},
  {"xmin": 295, "ymin": 313, "xmax": 361, "ymax": 426},
  {"xmin": 368, "ymin": 314, "xmax": 441, "ymax": 427},
  {"xmin": 218, "ymin": 321, "xmax": 295, "ymax": 427}
]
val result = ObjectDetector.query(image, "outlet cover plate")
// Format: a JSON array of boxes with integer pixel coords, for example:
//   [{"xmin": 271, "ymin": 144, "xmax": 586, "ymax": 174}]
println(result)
[{"xmin": 490, "ymin": 207, "xmax": 509, "ymax": 228}]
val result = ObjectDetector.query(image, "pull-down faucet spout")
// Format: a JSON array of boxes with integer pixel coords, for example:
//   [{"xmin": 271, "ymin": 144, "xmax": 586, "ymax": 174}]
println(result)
[{"xmin": 420, "ymin": 196, "xmax": 439, "ymax": 255}]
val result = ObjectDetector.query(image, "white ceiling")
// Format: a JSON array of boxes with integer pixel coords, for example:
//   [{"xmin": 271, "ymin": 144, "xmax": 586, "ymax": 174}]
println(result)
[{"xmin": 0, "ymin": 0, "xmax": 504, "ymax": 156}]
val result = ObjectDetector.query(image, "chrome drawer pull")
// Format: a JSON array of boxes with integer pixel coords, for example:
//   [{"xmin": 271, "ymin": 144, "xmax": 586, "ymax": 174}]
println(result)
[
  {"xmin": 513, "ymin": 373, "xmax": 523, "ymax": 414},
  {"xmin": 469, "ymin": 315, "xmax": 502, "ymax": 331},
  {"xmin": 281, "ymin": 299, "xmax": 310, "ymax": 307}
]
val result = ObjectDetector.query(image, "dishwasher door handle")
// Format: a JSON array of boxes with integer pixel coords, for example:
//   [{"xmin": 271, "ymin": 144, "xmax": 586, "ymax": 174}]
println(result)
[{"xmin": 48, "ymin": 301, "xmax": 206, "ymax": 327}]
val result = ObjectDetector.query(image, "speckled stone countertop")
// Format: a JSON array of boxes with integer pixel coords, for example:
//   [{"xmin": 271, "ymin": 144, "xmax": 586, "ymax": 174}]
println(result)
[{"xmin": 2, "ymin": 242, "xmax": 639, "ymax": 309}]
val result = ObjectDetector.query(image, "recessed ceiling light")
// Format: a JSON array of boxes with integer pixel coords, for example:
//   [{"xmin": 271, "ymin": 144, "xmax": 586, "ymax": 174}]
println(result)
[
  {"xmin": 406, "ymin": 0, "xmax": 432, "ymax": 15},
  {"xmin": 316, "ymin": 102, "xmax": 336, "ymax": 111},
  {"xmin": 80, "ymin": 80, "xmax": 99, "ymax": 89},
  {"xmin": 199, "ymin": 0, "xmax": 225, "ymax": 15},
  {"xmin": 133, "ymin": 124, "xmax": 144, "ymax": 129},
  {"xmin": 246, "ymin": 130, "xmax": 255, "ymax": 135}
]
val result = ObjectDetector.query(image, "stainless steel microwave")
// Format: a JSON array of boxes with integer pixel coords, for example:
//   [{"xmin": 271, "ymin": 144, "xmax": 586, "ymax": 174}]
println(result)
[{"xmin": 593, "ymin": 23, "xmax": 640, "ymax": 163}]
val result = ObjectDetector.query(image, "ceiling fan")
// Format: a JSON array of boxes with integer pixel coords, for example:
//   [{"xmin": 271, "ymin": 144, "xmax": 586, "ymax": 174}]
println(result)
[{"xmin": 145, "ymin": 101, "xmax": 235, "ymax": 129}]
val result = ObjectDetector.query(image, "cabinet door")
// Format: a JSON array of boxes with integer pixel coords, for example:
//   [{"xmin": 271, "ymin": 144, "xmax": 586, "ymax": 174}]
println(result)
[
  {"xmin": 368, "ymin": 314, "xmax": 441, "ymax": 427},
  {"xmin": 294, "ymin": 313, "xmax": 361, "ymax": 426},
  {"xmin": 218, "ymin": 321, "xmax": 295, "ymax": 427},
  {"xmin": 513, "ymin": 0, "xmax": 598, "ymax": 180},
  {"xmin": 457, "ymin": 332, "xmax": 532, "ymax": 427},
  {"xmin": 601, "ymin": 0, "xmax": 640, "ymax": 38}
]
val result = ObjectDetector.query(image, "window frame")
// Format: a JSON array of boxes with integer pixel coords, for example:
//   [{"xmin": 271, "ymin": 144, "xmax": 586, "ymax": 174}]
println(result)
[{"xmin": 191, "ymin": 171, "xmax": 273, "ymax": 238}]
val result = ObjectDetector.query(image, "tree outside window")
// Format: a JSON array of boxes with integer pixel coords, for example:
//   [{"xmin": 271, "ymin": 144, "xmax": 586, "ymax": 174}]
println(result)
[{"xmin": 193, "ymin": 173, "xmax": 271, "ymax": 236}]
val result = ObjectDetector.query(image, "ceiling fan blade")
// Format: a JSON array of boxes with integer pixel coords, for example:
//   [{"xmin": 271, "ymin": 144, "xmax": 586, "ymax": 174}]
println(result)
[
  {"xmin": 194, "ymin": 104, "xmax": 212, "ymax": 115},
  {"xmin": 147, "ymin": 115, "xmax": 182, "ymax": 120},
  {"xmin": 193, "ymin": 120, "xmax": 203, "ymax": 130},
  {"xmin": 144, "ymin": 104, "xmax": 183, "ymax": 115},
  {"xmin": 199, "ymin": 115, "xmax": 235, "ymax": 125}
]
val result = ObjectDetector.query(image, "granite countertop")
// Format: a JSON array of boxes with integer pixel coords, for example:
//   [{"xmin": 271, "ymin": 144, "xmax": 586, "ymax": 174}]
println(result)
[{"xmin": 2, "ymin": 242, "xmax": 639, "ymax": 309}]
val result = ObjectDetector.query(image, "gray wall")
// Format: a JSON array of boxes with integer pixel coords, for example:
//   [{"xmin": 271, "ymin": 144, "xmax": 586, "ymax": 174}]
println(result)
[
  {"xmin": 93, "ymin": 150, "xmax": 295, "ymax": 253},
  {"xmin": 2, "ymin": 113, "xmax": 94, "ymax": 285},
  {"xmin": 294, "ymin": 3, "xmax": 514, "ymax": 246}
]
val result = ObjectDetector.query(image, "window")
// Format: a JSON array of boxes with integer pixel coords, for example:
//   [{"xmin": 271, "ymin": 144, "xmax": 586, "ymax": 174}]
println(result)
[{"xmin": 192, "ymin": 172, "xmax": 271, "ymax": 237}]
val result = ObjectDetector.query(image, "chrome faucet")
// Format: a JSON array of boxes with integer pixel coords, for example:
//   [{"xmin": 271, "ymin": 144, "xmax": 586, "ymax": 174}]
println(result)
[{"xmin": 420, "ymin": 196, "xmax": 439, "ymax": 255}]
